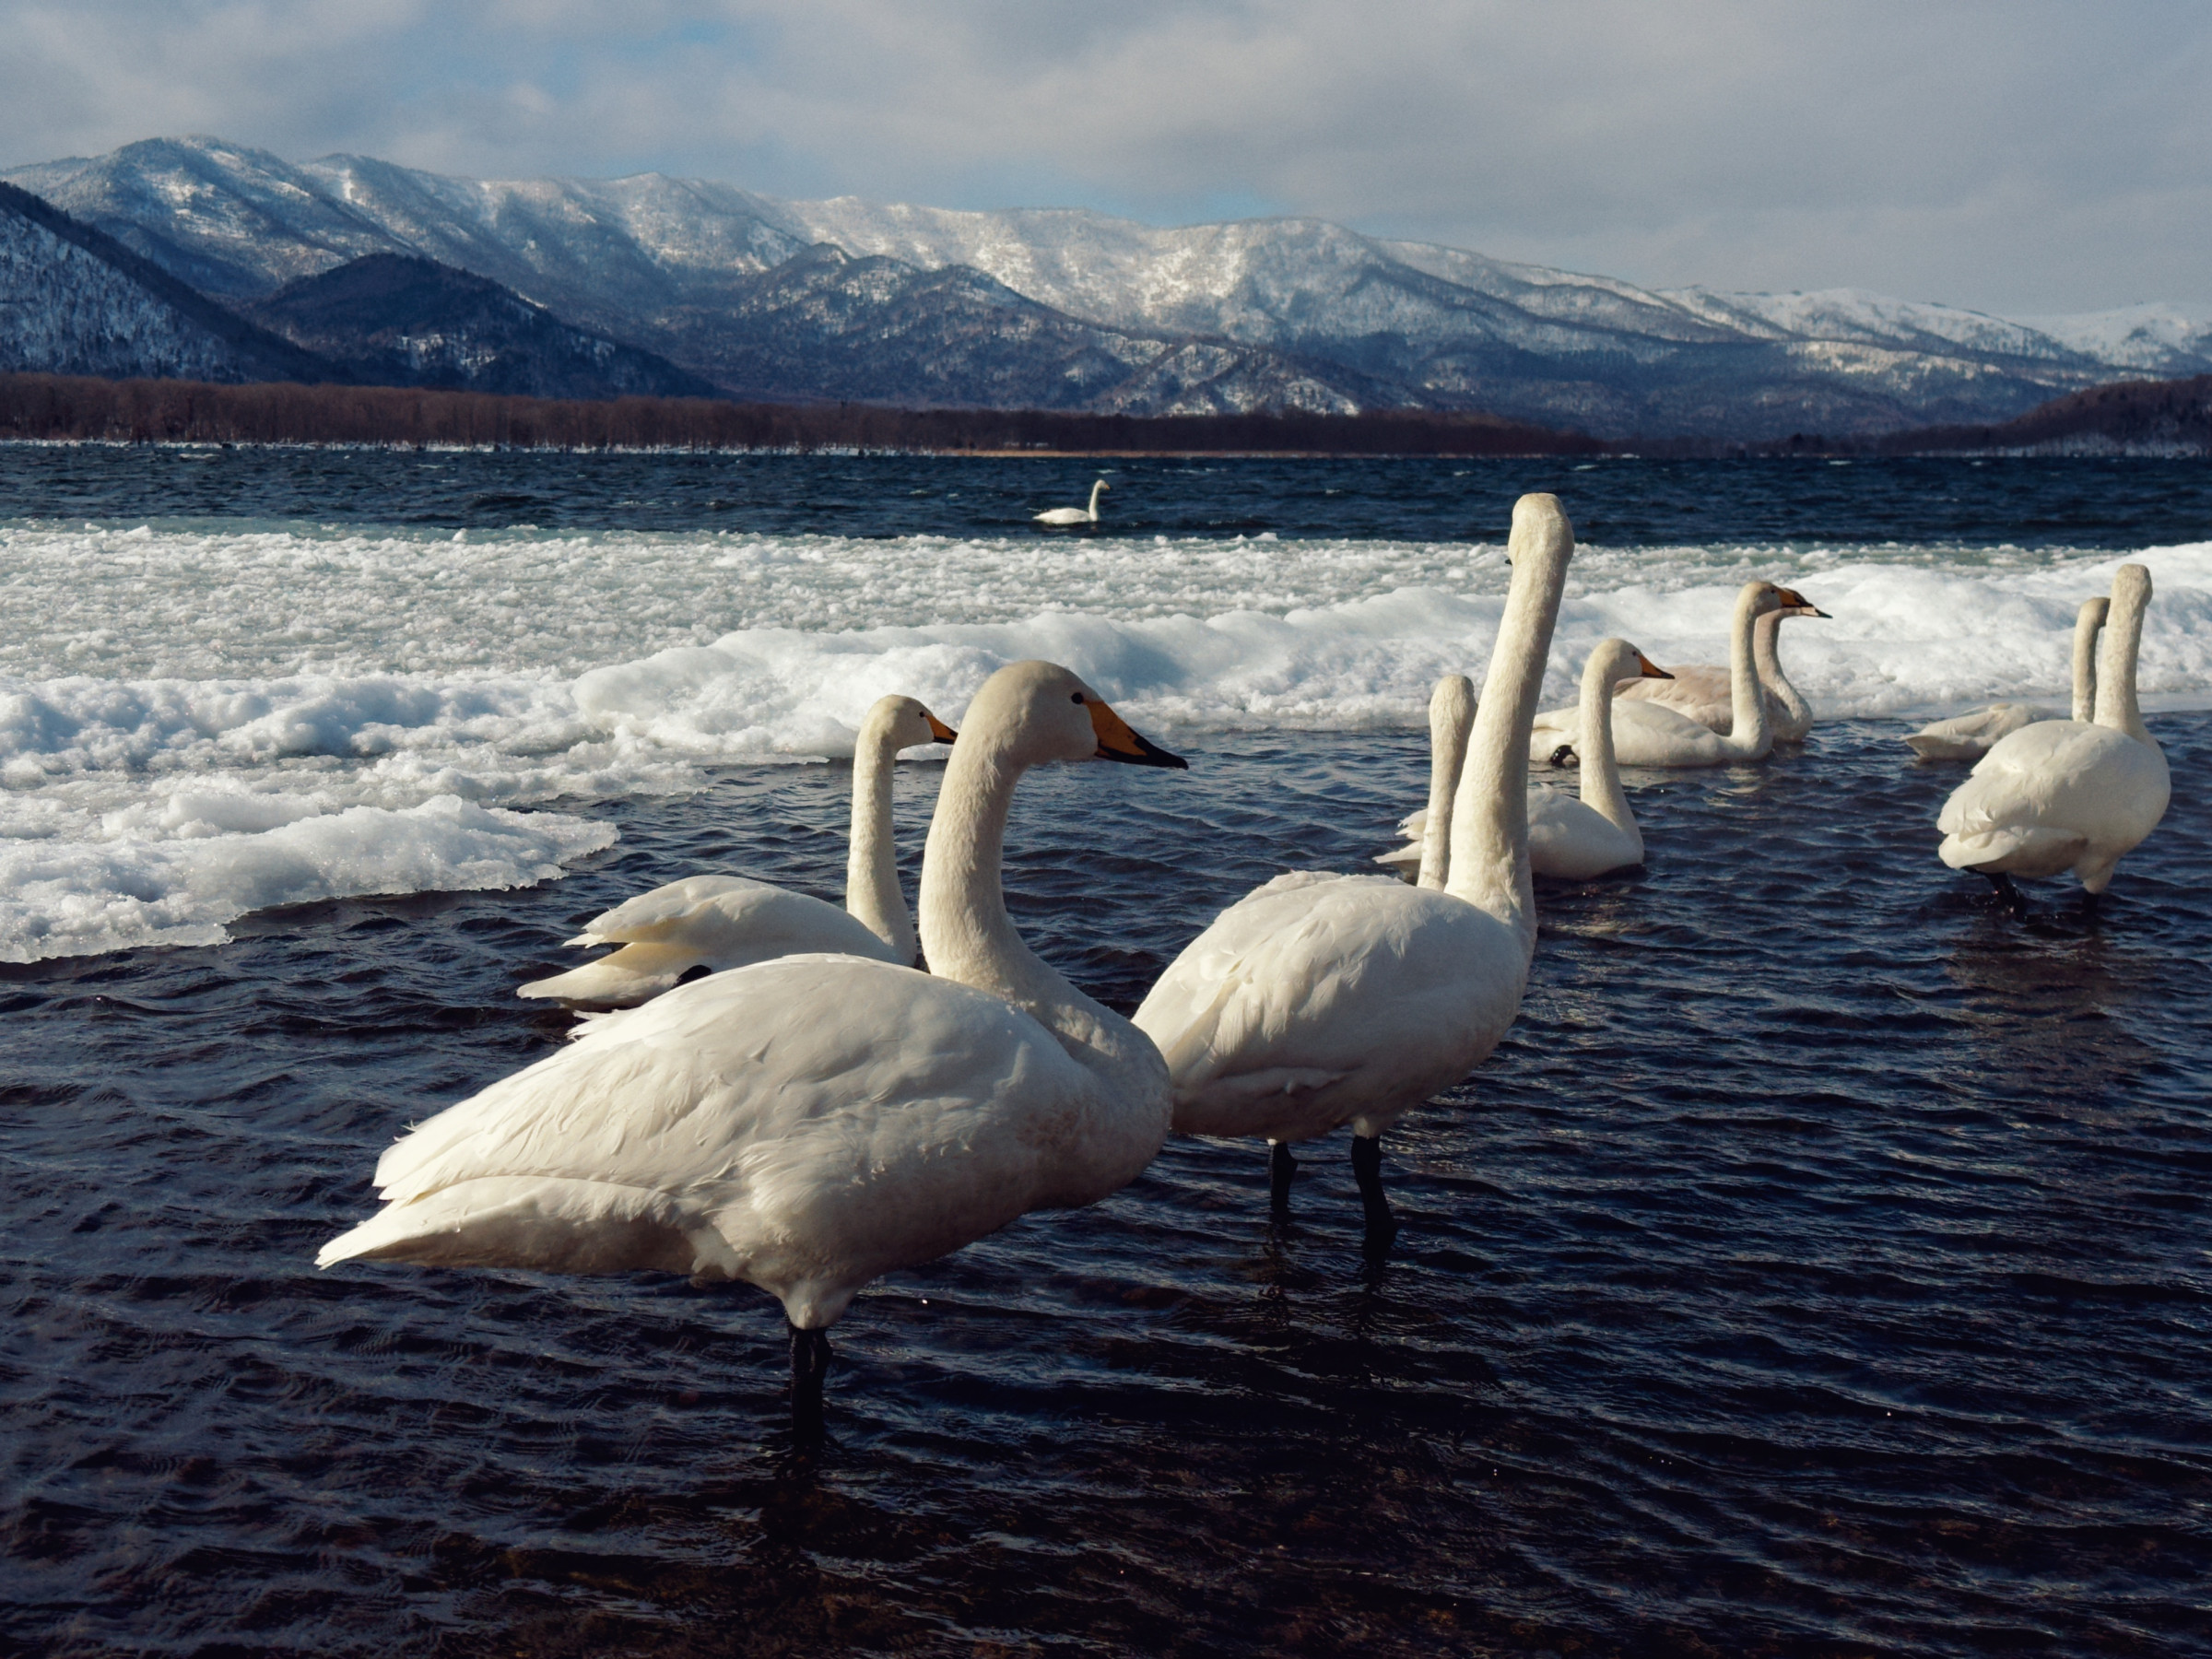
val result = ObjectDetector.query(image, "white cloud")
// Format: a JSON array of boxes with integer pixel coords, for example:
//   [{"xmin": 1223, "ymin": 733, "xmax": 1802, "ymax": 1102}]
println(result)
[{"xmin": 2, "ymin": 0, "xmax": 2208, "ymax": 313}]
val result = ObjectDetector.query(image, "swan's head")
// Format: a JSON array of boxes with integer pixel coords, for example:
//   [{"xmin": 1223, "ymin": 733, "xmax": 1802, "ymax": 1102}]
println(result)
[
  {"xmin": 1772, "ymin": 585, "xmax": 1830, "ymax": 618},
  {"xmin": 959, "ymin": 660, "xmax": 1187, "ymax": 771},
  {"xmin": 859, "ymin": 694, "xmax": 959, "ymax": 754},
  {"xmin": 2109, "ymin": 563, "xmax": 2152, "ymax": 617},
  {"xmin": 2078, "ymin": 594, "xmax": 2112, "ymax": 629},
  {"xmin": 1429, "ymin": 673, "xmax": 1476, "ymax": 730},
  {"xmin": 1588, "ymin": 638, "xmax": 1671, "ymax": 684}
]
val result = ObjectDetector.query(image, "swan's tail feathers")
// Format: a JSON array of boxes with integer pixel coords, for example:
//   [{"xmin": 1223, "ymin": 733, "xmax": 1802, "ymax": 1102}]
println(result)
[
  {"xmin": 1938, "ymin": 826, "xmax": 2088, "ymax": 879},
  {"xmin": 315, "ymin": 1177, "xmax": 722, "ymax": 1278},
  {"xmin": 517, "ymin": 942, "xmax": 700, "ymax": 1006}
]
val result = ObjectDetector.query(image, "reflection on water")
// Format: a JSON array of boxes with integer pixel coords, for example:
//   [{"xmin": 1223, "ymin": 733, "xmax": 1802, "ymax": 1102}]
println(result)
[{"xmin": 3, "ymin": 716, "xmax": 2207, "ymax": 1656}]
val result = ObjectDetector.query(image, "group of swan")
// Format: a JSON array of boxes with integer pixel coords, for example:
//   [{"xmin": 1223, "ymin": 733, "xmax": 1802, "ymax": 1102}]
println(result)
[
  {"xmin": 1035, "ymin": 478, "xmax": 1110, "ymax": 525},
  {"xmin": 322, "ymin": 662, "xmax": 1190, "ymax": 1428},
  {"xmin": 1379, "ymin": 637, "xmax": 1675, "ymax": 884},
  {"xmin": 321, "ymin": 494, "xmax": 1582, "ymax": 1427},
  {"xmin": 1528, "ymin": 582, "xmax": 1826, "ymax": 767},
  {"xmin": 316, "ymin": 513, "xmax": 2171, "ymax": 1430}
]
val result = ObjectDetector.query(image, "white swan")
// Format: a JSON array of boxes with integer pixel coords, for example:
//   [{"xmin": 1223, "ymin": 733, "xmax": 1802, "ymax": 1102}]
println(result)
[
  {"xmin": 1905, "ymin": 595, "xmax": 2109, "ymax": 761},
  {"xmin": 517, "ymin": 695, "xmax": 957, "ymax": 1006},
  {"xmin": 1530, "ymin": 582, "xmax": 1788, "ymax": 768},
  {"xmin": 1936, "ymin": 566, "xmax": 2167, "ymax": 897},
  {"xmin": 1134, "ymin": 493, "xmax": 1572, "ymax": 1240},
  {"xmin": 1525, "ymin": 639, "xmax": 1671, "ymax": 878},
  {"xmin": 1035, "ymin": 479, "xmax": 1109, "ymax": 525},
  {"xmin": 1382, "ymin": 640, "xmax": 1667, "ymax": 883},
  {"xmin": 1614, "ymin": 596, "xmax": 1827, "ymax": 740},
  {"xmin": 319, "ymin": 660, "xmax": 1188, "ymax": 1429}
]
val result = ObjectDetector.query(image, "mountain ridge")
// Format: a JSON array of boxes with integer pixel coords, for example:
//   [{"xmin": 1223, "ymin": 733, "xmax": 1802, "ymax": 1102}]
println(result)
[{"xmin": 10, "ymin": 136, "xmax": 2212, "ymax": 437}]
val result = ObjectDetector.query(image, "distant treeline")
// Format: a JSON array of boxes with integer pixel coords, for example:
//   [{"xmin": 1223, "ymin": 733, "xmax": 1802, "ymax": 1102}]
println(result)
[{"xmin": 0, "ymin": 372, "xmax": 1604, "ymax": 456}]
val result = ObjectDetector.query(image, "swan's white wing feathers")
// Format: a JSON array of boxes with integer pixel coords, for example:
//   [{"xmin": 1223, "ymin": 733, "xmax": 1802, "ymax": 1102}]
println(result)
[
  {"xmin": 1135, "ymin": 877, "xmax": 1524, "ymax": 1143},
  {"xmin": 325, "ymin": 956, "xmax": 1110, "ymax": 1324},
  {"xmin": 524, "ymin": 877, "xmax": 898, "ymax": 1005}
]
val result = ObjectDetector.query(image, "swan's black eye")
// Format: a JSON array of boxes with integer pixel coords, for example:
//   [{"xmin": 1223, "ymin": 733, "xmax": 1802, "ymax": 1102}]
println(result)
[{"xmin": 1071, "ymin": 693, "xmax": 1085, "ymax": 704}]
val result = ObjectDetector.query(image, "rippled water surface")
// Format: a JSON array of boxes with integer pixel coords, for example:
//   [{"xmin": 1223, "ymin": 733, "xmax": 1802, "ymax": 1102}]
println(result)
[{"xmin": 6, "ymin": 712, "xmax": 2208, "ymax": 1657}]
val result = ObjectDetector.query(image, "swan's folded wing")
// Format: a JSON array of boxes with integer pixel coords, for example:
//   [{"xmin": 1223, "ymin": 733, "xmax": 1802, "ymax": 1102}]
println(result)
[
  {"xmin": 324, "ymin": 959, "xmax": 1110, "ymax": 1323},
  {"xmin": 569, "ymin": 874, "xmax": 776, "ymax": 945},
  {"xmin": 1905, "ymin": 702, "xmax": 2047, "ymax": 761},
  {"xmin": 1135, "ymin": 877, "xmax": 1501, "ymax": 1132}
]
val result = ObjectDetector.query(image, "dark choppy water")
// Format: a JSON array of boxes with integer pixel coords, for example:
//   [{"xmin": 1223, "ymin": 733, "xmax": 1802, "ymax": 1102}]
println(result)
[
  {"xmin": 5, "ymin": 714, "xmax": 2207, "ymax": 1657},
  {"xmin": 6, "ymin": 444, "xmax": 2212, "ymax": 546}
]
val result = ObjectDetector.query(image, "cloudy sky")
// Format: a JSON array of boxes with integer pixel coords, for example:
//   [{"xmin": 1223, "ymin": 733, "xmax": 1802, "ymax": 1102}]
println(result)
[{"xmin": 4, "ymin": 0, "xmax": 2209, "ymax": 316}]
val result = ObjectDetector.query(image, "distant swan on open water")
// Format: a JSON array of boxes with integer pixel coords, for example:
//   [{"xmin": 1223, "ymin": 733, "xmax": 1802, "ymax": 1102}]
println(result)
[{"xmin": 1036, "ymin": 479, "xmax": 1109, "ymax": 525}]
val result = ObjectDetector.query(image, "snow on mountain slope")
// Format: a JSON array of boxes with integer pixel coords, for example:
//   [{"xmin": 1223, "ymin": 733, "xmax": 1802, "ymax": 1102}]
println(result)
[
  {"xmin": 6, "ymin": 135, "xmax": 2206, "ymax": 436},
  {"xmin": 0, "ymin": 180, "xmax": 335, "ymax": 382},
  {"xmin": 2012, "ymin": 303, "xmax": 2212, "ymax": 375}
]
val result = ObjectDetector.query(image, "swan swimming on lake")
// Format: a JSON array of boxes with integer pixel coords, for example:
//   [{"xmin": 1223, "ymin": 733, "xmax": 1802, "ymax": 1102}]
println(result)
[
  {"xmin": 1614, "ymin": 600, "xmax": 1827, "ymax": 740},
  {"xmin": 1134, "ymin": 494, "xmax": 1571, "ymax": 1241},
  {"xmin": 1035, "ymin": 479, "xmax": 1109, "ymax": 525},
  {"xmin": 319, "ymin": 660, "xmax": 1188, "ymax": 1430},
  {"xmin": 1936, "ymin": 566, "xmax": 2166, "ymax": 898},
  {"xmin": 517, "ymin": 695, "xmax": 957, "ymax": 1006},
  {"xmin": 1905, "ymin": 595, "xmax": 2109, "ymax": 761}
]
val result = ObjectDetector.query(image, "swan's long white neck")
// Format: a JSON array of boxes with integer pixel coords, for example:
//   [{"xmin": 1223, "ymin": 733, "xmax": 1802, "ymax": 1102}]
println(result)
[
  {"xmin": 2093, "ymin": 567, "xmax": 2153, "ymax": 747},
  {"xmin": 1752, "ymin": 611, "xmax": 1810, "ymax": 735},
  {"xmin": 917, "ymin": 726, "xmax": 1155, "ymax": 1094},
  {"xmin": 1087, "ymin": 480, "xmax": 1105, "ymax": 517},
  {"xmin": 1418, "ymin": 675, "xmax": 1476, "ymax": 889},
  {"xmin": 2071, "ymin": 596, "xmax": 2109, "ymax": 726},
  {"xmin": 1722, "ymin": 584, "xmax": 1776, "ymax": 757},
  {"xmin": 1445, "ymin": 497, "xmax": 1571, "ymax": 949},
  {"xmin": 1576, "ymin": 645, "xmax": 1636, "ymax": 839},
  {"xmin": 845, "ymin": 712, "xmax": 916, "ymax": 964}
]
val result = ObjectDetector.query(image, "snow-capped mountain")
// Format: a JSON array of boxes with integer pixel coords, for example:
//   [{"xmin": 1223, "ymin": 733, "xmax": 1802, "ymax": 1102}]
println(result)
[
  {"xmin": 10, "ymin": 137, "xmax": 2212, "ymax": 436},
  {"xmin": 0, "ymin": 179, "xmax": 331, "ymax": 383}
]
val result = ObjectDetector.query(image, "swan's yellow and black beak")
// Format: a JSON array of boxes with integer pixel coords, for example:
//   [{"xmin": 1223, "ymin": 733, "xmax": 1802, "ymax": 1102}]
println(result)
[
  {"xmin": 1775, "ymin": 587, "xmax": 1830, "ymax": 618},
  {"xmin": 925, "ymin": 712, "xmax": 959, "ymax": 744},
  {"xmin": 1635, "ymin": 653, "xmax": 1674, "ymax": 679},
  {"xmin": 1088, "ymin": 700, "xmax": 1187, "ymax": 769}
]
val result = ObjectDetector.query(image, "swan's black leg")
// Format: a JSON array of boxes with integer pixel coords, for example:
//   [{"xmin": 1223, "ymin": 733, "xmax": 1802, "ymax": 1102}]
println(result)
[
  {"xmin": 1268, "ymin": 1140, "xmax": 1298, "ymax": 1211},
  {"xmin": 1980, "ymin": 870, "xmax": 2025, "ymax": 916},
  {"xmin": 1350, "ymin": 1135, "xmax": 1397, "ymax": 1249},
  {"xmin": 788, "ymin": 1323, "xmax": 832, "ymax": 1435}
]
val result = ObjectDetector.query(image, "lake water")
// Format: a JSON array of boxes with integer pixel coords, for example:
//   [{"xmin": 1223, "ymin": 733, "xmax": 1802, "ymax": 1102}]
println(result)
[{"xmin": 2, "ymin": 448, "xmax": 2207, "ymax": 1656}]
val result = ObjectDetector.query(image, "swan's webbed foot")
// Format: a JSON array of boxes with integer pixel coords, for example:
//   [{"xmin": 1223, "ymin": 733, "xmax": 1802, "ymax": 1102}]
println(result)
[
  {"xmin": 1349, "ymin": 1135, "xmax": 1397, "ymax": 1251},
  {"xmin": 788, "ymin": 1323, "xmax": 832, "ymax": 1437},
  {"xmin": 1268, "ymin": 1140, "xmax": 1298, "ymax": 1211}
]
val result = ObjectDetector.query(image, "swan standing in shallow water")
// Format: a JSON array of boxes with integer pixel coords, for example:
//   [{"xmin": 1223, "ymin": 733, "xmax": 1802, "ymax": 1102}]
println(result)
[
  {"xmin": 518, "ymin": 696, "xmax": 957, "ymax": 1006},
  {"xmin": 1134, "ymin": 493, "xmax": 1571, "ymax": 1241},
  {"xmin": 321, "ymin": 662, "xmax": 1187, "ymax": 1430},
  {"xmin": 1036, "ymin": 479, "xmax": 1109, "ymax": 525},
  {"xmin": 1382, "ymin": 641, "xmax": 1668, "ymax": 883},
  {"xmin": 1906, "ymin": 595, "xmax": 2109, "ymax": 761},
  {"xmin": 1936, "ymin": 566, "xmax": 2167, "ymax": 898},
  {"xmin": 1530, "ymin": 581, "xmax": 1797, "ymax": 768},
  {"xmin": 1614, "ymin": 599, "xmax": 1827, "ymax": 740}
]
